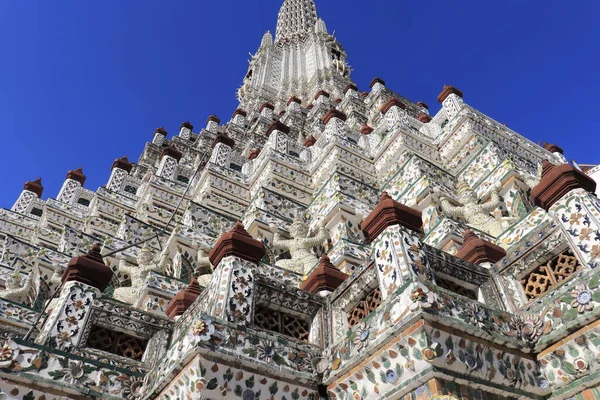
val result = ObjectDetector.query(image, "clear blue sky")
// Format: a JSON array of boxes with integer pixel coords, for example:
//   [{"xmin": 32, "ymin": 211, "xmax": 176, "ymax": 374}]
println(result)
[{"xmin": 0, "ymin": 0, "xmax": 598, "ymax": 206}]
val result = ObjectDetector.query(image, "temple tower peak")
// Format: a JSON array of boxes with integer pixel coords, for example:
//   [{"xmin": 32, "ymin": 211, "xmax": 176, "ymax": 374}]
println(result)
[{"xmin": 275, "ymin": 0, "xmax": 318, "ymax": 42}]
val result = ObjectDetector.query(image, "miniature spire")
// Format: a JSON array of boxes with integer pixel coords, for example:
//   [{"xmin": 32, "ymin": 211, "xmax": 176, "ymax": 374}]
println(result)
[
  {"xmin": 301, "ymin": 253, "xmax": 348, "ymax": 295},
  {"xmin": 275, "ymin": 0, "xmax": 318, "ymax": 41},
  {"xmin": 165, "ymin": 277, "xmax": 203, "ymax": 319},
  {"xmin": 24, "ymin": 178, "xmax": 44, "ymax": 197}
]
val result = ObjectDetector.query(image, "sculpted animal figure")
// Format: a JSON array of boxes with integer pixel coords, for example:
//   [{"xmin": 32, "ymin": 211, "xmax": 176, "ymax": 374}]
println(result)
[
  {"xmin": 270, "ymin": 217, "xmax": 328, "ymax": 275},
  {"xmin": 435, "ymin": 180, "xmax": 515, "ymax": 237},
  {"xmin": 113, "ymin": 245, "xmax": 170, "ymax": 305}
]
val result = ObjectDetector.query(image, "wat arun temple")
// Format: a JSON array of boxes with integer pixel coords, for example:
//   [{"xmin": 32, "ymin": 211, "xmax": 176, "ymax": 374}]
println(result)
[{"xmin": 1, "ymin": 1, "xmax": 600, "ymax": 399}]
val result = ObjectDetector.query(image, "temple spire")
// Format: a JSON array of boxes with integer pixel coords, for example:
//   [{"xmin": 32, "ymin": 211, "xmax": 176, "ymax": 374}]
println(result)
[{"xmin": 275, "ymin": 0, "xmax": 318, "ymax": 42}]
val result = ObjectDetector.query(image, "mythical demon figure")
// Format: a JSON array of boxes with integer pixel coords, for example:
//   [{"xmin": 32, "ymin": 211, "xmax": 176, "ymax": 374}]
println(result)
[
  {"xmin": 434, "ymin": 180, "xmax": 515, "ymax": 237},
  {"xmin": 0, "ymin": 264, "xmax": 40, "ymax": 306},
  {"xmin": 270, "ymin": 217, "xmax": 328, "ymax": 275},
  {"xmin": 114, "ymin": 245, "xmax": 171, "ymax": 305}
]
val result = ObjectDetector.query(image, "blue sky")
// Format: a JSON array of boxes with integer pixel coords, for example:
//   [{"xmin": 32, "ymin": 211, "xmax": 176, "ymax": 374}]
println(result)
[{"xmin": 0, "ymin": 0, "xmax": 598, "ymax": 206}]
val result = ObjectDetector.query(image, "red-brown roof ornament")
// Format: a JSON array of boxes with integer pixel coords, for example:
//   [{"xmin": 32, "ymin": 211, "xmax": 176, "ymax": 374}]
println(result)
[
  {"xmin": 437, "ymin": 85, "xmax": 464, "ymax": 103},
  {"xmin": 206, "ymin": 115, "xmax": 221, "ymax": 124},
  {"xmin": 300, "ymin": 253, "xmax": 349, "ymax": 294},
  {"xmin": 232, "ymin": 109, "xmax": 247, "ymax": 118},
  {"xmin": 530, "ymin": 160, "xmax": 597, "ymax": 211},
  {"xmin": 360, "ymin": 124, "xmax": 374, "ymax": 135},
  {"xmin": 314, "ymin": 90, "xmax": 330, "ymax": 100},
  {"xmin": 180, "ymin": 121, "xmax": 193, "ymax": 130},
  {"xmin": 287, "ymin": 96, "xmax": 302, "ymax": 106},
  {"xmin": 304, "ymin": 135, "xmax": 317, "ymax": 147},
  {"xmin": 260, "ymin": 102, "xmax": 275, "ymax": 112},
  {"xmin": 370, "ymin": 77, "xmax": 386, "ymax": 88},
  {"xmin": 66, "ymin": 167, "xmax": 86, "ymax": 185},
  {"xmin": 24, "ymin": 178, "xmax": 43, "ymax": 197},
  {"xmin": 542, "ymin": 142, "xmax": 564, "ymax": 155},
  {"xmin": 456, "ymin": 230, "xmax": 506, "ymax": 265},
  {"xmin": 154, "ymin": 127, "xmax": 167, "ymax": 136},
  {"xmin": 418, "ymin": 114, "xmax": 432, "ymax": 123},
  {"xmin": 165, "ymin": 277, "xmax": 203, "ymax": 319},
  {"xmin": 307, "ymin": 104, "xmax": 314, "ymax": 110},
  {"xmin": 111, "ymin": 156, "xmax": 133, "ymax": 173},
  {"xmin": 380, "ymin": 98, "xmax": 406, "ymax": 114},
  {"xmin": 160, "ymin": 146, "xmax": 183, "ymax": 161},
  {"xmin": 208, "ymin": 221, "xmax": 266, "ymax": 266},
  {"xmin": 322, "ymin": 109, "xmax": 347, "ymax": 125},
  {"xmin": 360, "ymin": 92, "xmax": 369, "ymax": 98},
  {"xmin": 334, "ymin": 98, "xmax": 342, "ymax": 104},
  {"xmin": 266, "ymin": 121, "xmax": 291, "ymax": 136},
  {"xmin": 248, "ymin": 149, "xmax": 261, "ymax": 160},
  {"xmin": 212, "ymin": 133, "xmax": 235, "ymax": 149},
  {"xmin": 361, "ymin": 192, "xmax": 423, "ymax": 241},
  {"xmin": 417, "ymin": 101, "xmax": 429, "ymax": 110},
  {"xmin": 62, "ymin": 244, "xmax": 113, "ymax": 291},
  {"xmin": 344, "ymin": 84, "xmax": 358, "ymax": 94}
]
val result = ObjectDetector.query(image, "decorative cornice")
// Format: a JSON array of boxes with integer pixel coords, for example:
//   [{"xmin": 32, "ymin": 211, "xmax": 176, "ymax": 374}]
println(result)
[
  {"xmin": 287, "ymin": 96, "xmax": 302, "ymax": 106},
  {"xmin": 370, "ymin": 77, "xmax": 386, "ymax": 88},
  {"xmin": 418, "ymin": 114, "xmax": 432, "ymax": 123},
  {"xmin": 380, "ymin": 98, "xmax": 406, "ymax": 114},
  {"xmin": 530, "ymin": 160, "xmax": 597, "ymax": 210},
  {"xmin": 456, "ymin": 230, "xmax": 506, "ymax": 265},
  {"xmin": 314, "ymin": 90, "xmax": 330, "ymax": 100},
  {"xmin": 232, "ymin": 109, "xmax": 247, "ymax": 118},
  {"xmin": 62, "ymin": 244, "xmax": 113, "ymax": 292},
  {"xmin": 248, "ymin": 149, "xmax": 261, "ymax": 160},
  {"xmin": 361, "ymin": 192, "xmax": 422, "ymax": 241},
  {"xmin": 66, "ymin": 167, "xmax": 86, "ymax": 185},
  {"xmin": 300, "ymin": 253, "xmax": 348, "ymax": 294},
  {"xmin": 180, "ymin": 121, "xmax": 193, "ymax": 130},
  {"xmin": 304, "ymin": 135, "xmax": 317, "ymax": 147},
  {"xmin": 206, "ymin": 115, "xmax": 221, "ymax": 124},
  {"xmin": 360, "ymin": 124, "xmax": 374, "ymax": 135},
  {"xmin": 208, "ymin": 221, "xmax": 266, "ymax": 266},
  {"xmin": 111, "ymin": 156, "xmax": 133, "ymax": 173},
  {"xmin": 417, "ymin": 101, "xmax": 429, "ymax": 109},
  {"xmin": 154, "ymin": 127, "xmax": 167, "ymax": 136},
  {"xmin": 165, "ymin": 278, "xmax": 202, "ymax": 319},
  {"xmin": 160, "ymin": 146, "xmax": 183, "ymax": 161},
  {"xmin": 260, "ymin": 102, "xmax": 275, "ymax": 112},
  {"xmin": 24, "ymin": 178, "xmax": 43, "ymax": 197},
  {"xmin": 344, "ymin": 84, "xmax": 358, "ymax": 94},
  {"xmin": 323, "ymin": 109, "xmax": 347, "ymax": 125},
  {"xmin": 266, "ymin": 121, "xmax": 291, "ymax": 136},
  {"xmin": 437, "ymin": 85, "xmax": 463, "ymax": 103},
  {"xmin": 212, "ymin": 133, "xmax": 235, "ymax": 149}
]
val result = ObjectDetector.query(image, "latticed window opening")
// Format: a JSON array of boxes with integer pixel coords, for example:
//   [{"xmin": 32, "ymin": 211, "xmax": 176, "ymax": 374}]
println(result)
[
  {"xmin": 347, "ymin": 287, "xmax": 382, "ymax": 329},
  {"xmin": 521, "ymin": 250, "xmax": 581, "ymax": 301},
  {"xmin": 86, "ymin": 325, "xmax": 148, "ymax": 361},
  {"xmin": 436, "ymin": 276, "xmax": 478, "ymax": 300},
  {"xmin": 253, "ymin": 304, "xmax": 310, "ymax": 342}
]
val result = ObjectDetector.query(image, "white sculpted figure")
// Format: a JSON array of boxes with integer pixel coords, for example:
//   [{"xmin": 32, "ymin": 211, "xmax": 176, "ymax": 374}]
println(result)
[
  {"xmin": 0, "ymin": 264, "xmax": 40, "ymax": 306},
  {"xmin": 270, "ymin": 217, "xmax": 328, "ymax": 275},
  {"xmin": 434, "ymin": 181, "xmax": 515, "ymax": 237},
  {"xmin": 196, "ymin": 249, "xmax": 213, "ymax": 287},
  {"xmin": 113, "ymin": 245, "xmax": 171, "ymax": 305}
]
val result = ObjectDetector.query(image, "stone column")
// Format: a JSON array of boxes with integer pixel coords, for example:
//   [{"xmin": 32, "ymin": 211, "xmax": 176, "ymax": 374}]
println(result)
[
  {"xmin": 36, "ymin": 244, "xmax": 113, "ymax": 351},
  {"xmin": 179, "ymin": 121, "xmax": 193, "ymax": 140},
  {"xmin": 265, "ymin": 121, "xmax": 290, "ymax": 154},
  {"xmin": 437, "ymin": 85, "xmax": 464, "ymax": 120},
  {"xmin": 531, "ymin": 160, "xmax": 598, "ymax": 268},
  {"xmin": 209, "ymin": 134, "xmax": 235, "ymax": 167},
  {"xmin": 11, "ymin": 178, "xmax": 43, "ymax": 213},
  {"xmin": 314, "ymin": 90, "xmax": 331, "ymax": 105},
  {"xmin": 287, "ymin": 96, "xmax": 302, "ymax": 113},
  {"xmin": 231, "ymin": 109, "xmax": 247, "ymax": 127},
  {"xmin": 370, "ymin": 77, "xmax": 386, "ymax": 92},
  {"xmin": 205, "ymin": 115, "xmax": 220, "ymax": 134},
  {"xmin": 157, "ymin": 146, "xmax": 183, "ymax": 180},
  {"xmin": 259, "ymin": 102, "xmax": 274, "ymax": 120},
  {"xmin": 165, "ymin": 278, "xmax": 202, "ymax": 320},
  {"xmin": 152, "ymin": 126, "xmax": 167, "ymax": 146},
  {"xmin": 107, "ymin": 156, "xmax": 133, "ymax": 191},
  {"xmin": 380, "ymin": 97, "xmax": 408, "ymax": 127},
  {"xmin": 361, "ymin": 192, "xmax": 429, "ymax": 300},
  {"xmin": 57, "ymin": 167, "xmax": 86, "ymax": 203},
  {"xmin": 205, "ymin": 222, "xmax": 265, "ymax": 325},
  {"xmin": 322, "ymin": 109, "xmax": 347, "ymax": 140}
]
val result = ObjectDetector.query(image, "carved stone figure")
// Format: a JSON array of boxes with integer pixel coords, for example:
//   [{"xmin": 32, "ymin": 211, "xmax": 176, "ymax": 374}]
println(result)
[
  {"xmin": 434, "ymin": 181, "xmax": 515, "ymax": 237},
  {"xmin": 270, "ymin": 217, "xmax": 328, "ymax": 275},
  {"xmin": 113, "ymin": 245, "xmax": 171, "ymax": 305},
  {"xmin": 0, "ymin": 264, "xmax": 39, "ymax": 306},
  {"xmin": 196, "ymin": 249, "xmax": 213, "ymax": 287}
]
